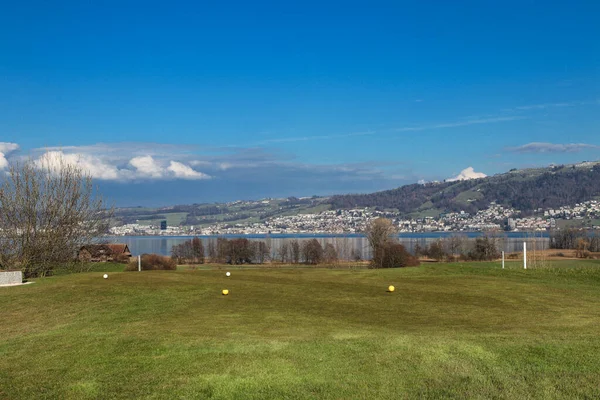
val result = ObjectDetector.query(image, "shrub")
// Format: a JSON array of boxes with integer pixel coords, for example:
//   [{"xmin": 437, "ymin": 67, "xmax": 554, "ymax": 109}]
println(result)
[
  {"xmin": 114, "ymin": 253, "xmax": 131, "ymax": 264},
  {"xmin": 467, "ymin": 236, "xmax": 500, "ymax": 261},
  {"xmin": 126, "ymin": 254, "xmax": 177, "ymax": 271},
  {"xmin": 371, "ymin": 242, "xmax": 420, "ymax": 268},
  {"xmin": 581, "ymin": 251, "xmax": 591, "ymax": 259}
]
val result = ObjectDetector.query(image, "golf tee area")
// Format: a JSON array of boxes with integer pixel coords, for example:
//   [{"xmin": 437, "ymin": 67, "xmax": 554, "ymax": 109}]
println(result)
[{"xmin": 2, "ymin": 261, "xmax": 600, "ymax": 399}]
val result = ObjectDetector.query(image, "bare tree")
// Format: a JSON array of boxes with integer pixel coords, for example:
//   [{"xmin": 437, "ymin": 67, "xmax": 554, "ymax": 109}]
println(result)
[
  {"xmin": 333, "ymin": 237, "xmax": 351, "ymax": 261},
  {"xmin": 264, "ymin": 234, "xmax": 272, "ymax": 262},
  {"xmin": 428, "ymin": 240, "xmax": 445, "ymax": 261},
  {"xmin": 364, "ymin": 218, "xmax": 397, "ymax": 268},
  {"xmin": 350, "ymin": 248, "xmax": 362, "ymax": 261},
  {"xmin": 207, "ymin": 240, "xmax": 217, "ymax": 262},
  {"xmin": 590, "ymin": 233, "xmax": 600, "ymax": 253},
  {"xmin": 215, "ymin": 238, "xmax": 229, "ymax": 263},
  {"xmin": 277, "ymin": 240, "xmax": 289, "ymax": 263},
  {"xmin": 365, "ymin": 218, "xmax": 396, "ymax": 248},
  {"xmin": 171, "ymin": 237, "xmax": 204, "ymax": 264},
  {"xmin": 323, "ymin": 243, "xmax": 338, "ymax": 265},
  {"xmin": 444, "ymin": 234, "xmax": 467, "ymax": 262},
  {"xmin": 290, "ymin": 239, "xmax": 300, "ymax": 264},
  {"xmin": 575, "ymin": 237, "xmax": 590, "ymax": 259},
  {"xmin": 191, "ymin": 237, "xmax": 205, "ymax": 264},
  {"xmin": 302, "ymin": 239, "xmax": 323, "ymax": 265},
  {"xmin": 0, "ymin": 156, "xmax": 112, "ymax": 277},
  {"xmin": 229, "ymin": 238, "xmax": 253, "ymax": 264},
  {"xmin": 252, "ymin": 240, "xmax": 270, "ymax": 264},
  {"xmin": 171, "ymin": 241, "xmax": 192, "ymax": 264},
  {"xmin": 364, "ymin": 217, "xmax": 418, "ymax": 268},
  {"xmin": 468, "ymin": 235, "xmax": 500, "ymax": 261}
]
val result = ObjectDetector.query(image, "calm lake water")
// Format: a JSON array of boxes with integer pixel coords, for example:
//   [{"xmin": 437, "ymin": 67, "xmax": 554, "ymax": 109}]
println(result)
[{"xmin": 109, "ymin": 232, "xmax": 550, "ymax": 260}]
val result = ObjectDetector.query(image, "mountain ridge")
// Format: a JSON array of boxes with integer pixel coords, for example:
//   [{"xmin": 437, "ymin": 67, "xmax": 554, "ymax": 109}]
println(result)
[
  {"xmin": 112, "ymin": 161, "xmax": 600, "ymax": 228},
  {"xmin": 330, "ymin": 161, "xmax": 600, "ymax": 216}
]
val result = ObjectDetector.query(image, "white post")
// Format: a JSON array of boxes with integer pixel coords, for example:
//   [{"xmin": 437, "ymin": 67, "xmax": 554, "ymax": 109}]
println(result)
[
  {"xmin": 502, "ymin": 251, "xmax": 505, "ymax": 269},
  {"xmin": 138, "ymin": 255, "xmax": 141, "ymax": 272},
  {"xmin": 523, "ymin": 242, "xmax": 527, "ymax": 269}
]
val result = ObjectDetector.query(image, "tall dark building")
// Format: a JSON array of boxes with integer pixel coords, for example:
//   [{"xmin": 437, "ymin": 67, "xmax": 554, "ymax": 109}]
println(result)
[{"xmin": 160, "ymin": 220, "xmax": 167, "ymax": 230}]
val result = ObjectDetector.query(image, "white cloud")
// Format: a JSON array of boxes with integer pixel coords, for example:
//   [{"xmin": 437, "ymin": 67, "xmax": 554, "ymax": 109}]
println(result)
[
  {"xmin": 129, "ymin": 156, "xmax": 164, "ymax": 178},
  {"xmin": 447, "ymin": 167, "xmax": 487, "ymax": 182},
  {"xmin": 0, "ymin": 142, "xmax": 19, "ymax": 170},
  {"xmin": 39, "ymin": 142, "xmax": 200, "ymax": 159},
  {"xmin": 501, "ymin": 100, "xmax": 599, "ymax": 113},
  {"xmin": 393, "ymin": 116, "xmax": 525, "ymax": 132},
  {"xmin": 0, "ymin": 156, "xmax": 9, "ymax": 170},
  {"xmin": 218, "ymin": 162, "xmax": 234, "ymax": 170},
  {"xmin": 167, "ymin": 161, "xmax": 211, "ymax": 180},
  {"xmin": 189, "ymin": 160, "xmax": 212, "ymax": 167},
  {"xmin": 514, "ymin": 102, "xmax": 574, "ymax": 111},
  {"xmin": 0, "ymin": 142, "xmax": 19, "ymax": 154},
  {"xmin": 34, "ymin": 150, "xmax": 121, "ymax": 180},
  {"xmin": 509, "ymin": 142, "xmax": 600, "ymax": 153},
  {"xmin": 29, "ymin": 147, "xmax": 212, "ymax": 182}
]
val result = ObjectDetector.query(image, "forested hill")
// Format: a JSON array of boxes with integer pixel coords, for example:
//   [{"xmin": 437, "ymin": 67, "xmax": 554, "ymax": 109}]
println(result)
[{"xmin": 329, "ymin": 162, "xmax": 600, "ymax": 216}]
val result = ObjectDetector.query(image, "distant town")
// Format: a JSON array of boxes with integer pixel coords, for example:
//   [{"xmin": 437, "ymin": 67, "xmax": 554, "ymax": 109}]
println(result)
[{"xmin": 109, "ymin": 199, "xmax": 600, "ymax": 236}]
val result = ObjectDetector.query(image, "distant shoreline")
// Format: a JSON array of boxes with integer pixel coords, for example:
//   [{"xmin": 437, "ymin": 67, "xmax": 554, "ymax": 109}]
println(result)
[{"xmin": 106, "ymin": 231, "xmax": 551, "ymax": 239}]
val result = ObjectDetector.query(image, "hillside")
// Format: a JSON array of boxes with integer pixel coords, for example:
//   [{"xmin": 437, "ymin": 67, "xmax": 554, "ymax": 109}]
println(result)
[
  {"xmin": 113, "ymin": 196, "xmax": 331, "ymax": 228},
  {"xmin": 330, "ymin": 161, "xmax": 600, "ymax": 216},
  {"xmin": 112, "ymin": 161, "xmax": 600, "ymax": 228}
]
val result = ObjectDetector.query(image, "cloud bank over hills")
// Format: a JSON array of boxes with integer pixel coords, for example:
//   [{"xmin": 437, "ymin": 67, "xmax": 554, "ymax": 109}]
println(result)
[
  {"xmin": 1, "ymin": 139, "xmax": 598, "ymax": 206},
  {"xmin": 509, "ymin": 142, "xmax": 600, "ymax": 153},
  {"xmin": 33, "ymin": 150, "xmax": 211, "ymax": 181},
  {"xmin": 447, "ymin": 167, "xmax": 487, "ymax": 182}
]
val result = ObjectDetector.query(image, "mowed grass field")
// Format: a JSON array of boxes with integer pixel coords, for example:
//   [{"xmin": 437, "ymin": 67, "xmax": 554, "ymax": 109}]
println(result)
[{"xmin": 2, "ymin": 261, "xmax": 600, "ymax": 399}]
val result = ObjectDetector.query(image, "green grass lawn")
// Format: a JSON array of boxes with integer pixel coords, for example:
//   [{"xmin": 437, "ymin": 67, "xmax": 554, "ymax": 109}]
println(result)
[
  {"xmin": 2, "ymin": 261, "xmax": 600, "ymax": 399},
  {"xmin": 51, "ymin": 262, "xmax": 128, "ymax": 276}
]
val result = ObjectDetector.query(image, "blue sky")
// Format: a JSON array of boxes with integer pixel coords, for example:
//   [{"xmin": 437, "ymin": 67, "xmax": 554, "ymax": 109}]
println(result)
[{"xmin": 1, "ymin": 0, "xmax": 599, "ymax": 206}]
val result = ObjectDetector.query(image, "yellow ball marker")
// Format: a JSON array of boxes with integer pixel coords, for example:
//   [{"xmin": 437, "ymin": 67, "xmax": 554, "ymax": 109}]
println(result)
[
  {"xmin": 222, "ymin": 289, "xmax": 229, "ymax": 295},
  {"xmin": 388, "ymin": 285, "xmax": 395, "ymax": 292}
]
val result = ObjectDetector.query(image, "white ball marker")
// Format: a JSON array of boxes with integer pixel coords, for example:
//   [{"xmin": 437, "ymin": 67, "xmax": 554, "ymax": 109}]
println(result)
[
  {"xmin": 226, "ymin": 272, "xmax": 231, "ymax": 277},
  {"xmin": 103, "ymin": 274, "xmax": 108, "ymax": 279}
]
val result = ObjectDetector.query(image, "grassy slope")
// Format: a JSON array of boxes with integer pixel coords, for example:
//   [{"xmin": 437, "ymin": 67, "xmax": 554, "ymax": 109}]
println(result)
[
  {"xmin": 2, "ymin": 262, "xmax": 600, "ymax": 399},
  {"xmin": 51, "ymin": 262, "xmax": 127, "ymax": 276},
  {"xmin": 116, "ymin": 201, "xmax": 333, "ymax": 229},
  {"xmin": 135, "ymin": 212, "xmax": 189, "ymax": 227},
  {"xmin": 556, "ymin": 218, "xmax": 600, "ymax": 229}
]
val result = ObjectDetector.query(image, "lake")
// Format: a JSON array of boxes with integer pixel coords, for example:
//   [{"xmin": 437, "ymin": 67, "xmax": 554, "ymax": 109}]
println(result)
[{"xmin": 108, "ymin": 232, "xmax": 550, "ymax": 260}]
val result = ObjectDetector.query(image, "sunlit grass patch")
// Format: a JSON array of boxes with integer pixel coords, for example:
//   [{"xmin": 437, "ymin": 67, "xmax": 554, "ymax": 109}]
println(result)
[{"xmin": 1, "ymin": 261, "xmax": 600, "ymax": 399}]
